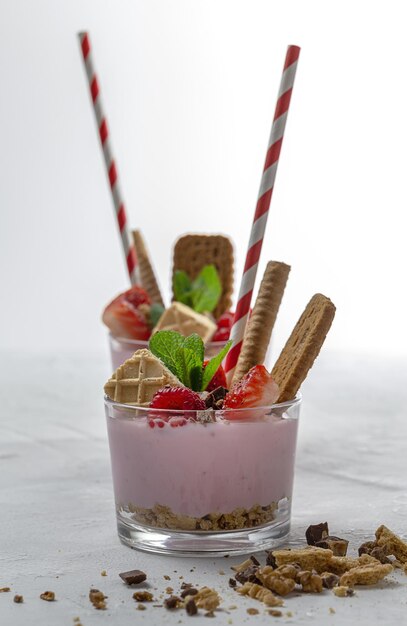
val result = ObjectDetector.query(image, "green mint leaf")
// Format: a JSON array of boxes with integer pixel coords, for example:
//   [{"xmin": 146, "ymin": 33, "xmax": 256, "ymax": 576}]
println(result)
[
  {"xmin": 173, "ymin": 270, "xmax": 193, "ymax": 307},
  {"xmin": 191, "ymin": 265, "xmax": 222, "ymax": 313},
  {"xmin": 149, "ymin": 331, "xmax": 185, "ymax": 379},
  {"xmin": 201, "ymin": 340, "xmax": 232, "ymax": 391},
  {"xmin": 175, "ymin": 347, "xmax": 203, "ymax": 390},
  {"xmin": 149, "ymin": 303, "xmax": 165, "ymax": 328},
  {"xmin": 182, "ymin": 333, "xmax": 204, "ymax": 364}
]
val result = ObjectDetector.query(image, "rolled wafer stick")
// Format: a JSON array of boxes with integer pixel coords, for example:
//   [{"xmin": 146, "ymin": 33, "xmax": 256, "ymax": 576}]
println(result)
[
  {"xmin": 232, "ymin": 261, "xmax": 291, "ymax": 385},
  {"xmin": 271, "ymin": 293, "xmax": 336, "ymax": 402},
  {"xmin": 132, "ymin": 230, "xmax": 165, "ymax": 307}
]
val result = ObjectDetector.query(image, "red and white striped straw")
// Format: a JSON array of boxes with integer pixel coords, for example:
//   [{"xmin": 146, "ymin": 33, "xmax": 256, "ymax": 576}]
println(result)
[
  {"xmin": 225, "ymin": 45, "xmax": 301, "ymax": 383},
  {"xmin": 77, "ymin": 31, "xmax": 140, "ymax": 285}
]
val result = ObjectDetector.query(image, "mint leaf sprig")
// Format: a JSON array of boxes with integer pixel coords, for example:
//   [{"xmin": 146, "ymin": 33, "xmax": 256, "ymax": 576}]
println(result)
[
  {"xmin": 149, "ymin": 330, "xmax": 231, "ymax": 392},
  {"xmin": 173, "ymin": 265, "xmax": 222, "ymax": 314}
]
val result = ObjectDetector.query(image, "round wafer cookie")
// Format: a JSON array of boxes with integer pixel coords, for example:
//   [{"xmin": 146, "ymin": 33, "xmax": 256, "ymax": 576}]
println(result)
[
  {"xmin": 132, "ymin": 230, "xmax": 165, "ymax": 307},
  {"xmin": 271, "ymin": 293, "xmax": 336, "ymax": 402},
  {"xmin": 172, "ymin": 234, "xmax": 234, "ymax": 319},
  {"xmin": 232, "ymin": 261, "xmax": 291, "ymax": 385}
]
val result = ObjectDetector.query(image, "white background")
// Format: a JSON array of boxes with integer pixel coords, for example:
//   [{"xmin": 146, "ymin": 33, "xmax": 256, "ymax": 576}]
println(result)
[{"xmin": 1, "ymin": 0, "xmax": 406, "ymax": 358}]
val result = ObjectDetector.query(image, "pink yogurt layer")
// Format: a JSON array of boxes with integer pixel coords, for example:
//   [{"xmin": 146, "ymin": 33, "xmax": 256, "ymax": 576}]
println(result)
[{"xmin": 106, "ymin": 413, "xmax": 298, "ymax": 519}]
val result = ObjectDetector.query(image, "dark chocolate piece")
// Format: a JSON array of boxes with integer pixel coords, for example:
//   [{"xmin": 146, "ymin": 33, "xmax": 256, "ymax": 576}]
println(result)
[
  {"xmin": 370, "ymin": 546, "xmax": 392, "ymax": 564},
  {"xmin": 119, "ymin": 569, "xmax": 147, "ymax": 585},
  {"xmin": 204, "ymin": 386, "xmax": 228, "ymax": 409},
  {"xmin": 315, "ymin": 535, "xmax": 349, "ymax": 556},
  {"xmin": 13, "ymin": 594, "xmax": 23, "ymax": 603},
  {"xmin": 321, "ymin": 572, "xmax": 340, "ymax": 589},
  {"xmin": 250, "ymin": 555, "xmax": 261, "ymax": 566},
  {"xmin": 228, "ymin": 578, "xmax": 237, "ymax": 588},
  {"xmin": 266, "ymin": 551, "xmax": 277, "ymax": 568},
  {"xmin": 164, "ymin": 595, "xmax": 182, "ymax": 609},
  {"xmin": 358, "ymin": 540, "xmax": 377, "ymax": 556},
  {"xmin": 305, "ymin": 522, "xmax": 329, "ymax": 546},
  {"xmin": 181, "ymin": 587, "xmax": 198, "ymax": 598},
  {"xmin": 185, "ymin": 598, "xmax": 198, "ymax": 615},
  {"xmin": 235, "ymin": 565, "xmax": 260, "ymax": 585}
]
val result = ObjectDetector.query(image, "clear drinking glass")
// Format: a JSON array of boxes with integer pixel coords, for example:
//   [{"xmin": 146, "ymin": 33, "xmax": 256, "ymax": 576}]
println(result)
[
  {"xmin": 108, "ymin": 333, "xmax": 229, "ymax": 370},
  {"xmin": 105, "ymin": 395, "xmax": 301, "ymax": 556}
]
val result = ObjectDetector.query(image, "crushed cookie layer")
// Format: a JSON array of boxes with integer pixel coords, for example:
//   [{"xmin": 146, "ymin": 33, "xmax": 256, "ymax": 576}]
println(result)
[{"xmin": 126, "ymin": 502, "xmax": 278, "ymax": 531}]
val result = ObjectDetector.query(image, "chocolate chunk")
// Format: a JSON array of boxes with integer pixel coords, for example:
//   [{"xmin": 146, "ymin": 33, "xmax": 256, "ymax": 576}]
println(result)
[
  {"xmin": 250, "ymin": 555, "xmax": 261, "ymax": 566},
  {"xmin": 164, "ymin": 595, "xmax": 181, "ymax": 610},
  {"xmin": 204, "ymin": 386, "xmax": 228, "ymax": 409},
  {"xmin": 321, "ymin": 572, "xmax": 340, "ymax": 589},
  {"xmin": 266, "ymin": 551, "xmax": 277, "ymax": 568},
  {"xmin": 358, "ymin": 540, "xmax": 377, "ymax": 556},
  {"xmin": 305, "ymin": 522, "xmax": 329, "ymax": 546},
  {"xmin": 119, "ymin": 569, "xmax": 147, "ymax": 585},
  {"xmin": 235, "ymin": 565, "xmax": 260, "ymax": 585},
  {"xmin": 185, "ymin": 598, "xmax": 198, "ymax": 615},
  {"xmin": 370, "ymin": 546, "xmax": 392, "ymax": 564},
  {"xmin": 181, "ymin": 587, "xmax": 198, "ymax": 598},
  {"xmin": 228, "ymin": 577, "xmax": 237, "ymax": 588},
  {"xmin": 181, "ymin": 582, "xmax": 193, "ymax": 590},
  {"xmin": 13, "ymin": 594, "xmax": 24, "ymax": 603},
  {"xmin": 315, "ymin": 536, "xmax": 349, "ymax": 556}
]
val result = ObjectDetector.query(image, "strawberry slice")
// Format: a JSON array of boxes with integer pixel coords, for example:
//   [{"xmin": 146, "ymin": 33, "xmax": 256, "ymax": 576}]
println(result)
[
  {"xmin": 203, "ymin": 360, "xmax": 227, "ymax": 392},
  {"xmin": 223, "ymin": 365, "xmax": 280, "ymax": 414},
  {"xmin": 150, "ymin": 386, "xmax": 206, "ymax": 411},
  {"xmin": 102, "ymin": 286, "xmax": 151, "ymax": 340},
  {"xmin": 212, "ymin": 311, "xmax": 234, "ymax": 342}
]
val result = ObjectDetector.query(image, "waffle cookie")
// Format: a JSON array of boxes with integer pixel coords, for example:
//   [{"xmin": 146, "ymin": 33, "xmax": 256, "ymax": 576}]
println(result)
[
  {"xmin": 132, "ymin": 230, "xmax": 165, "ymax": 307},
  {"xmin": 104, "ymin": 349, "xmax": 182, "ymax": 406},
  {"xmin": 153, "ymin": 302, "xmax": 216, "ymax": 342},
  {"xmin": 232, "ymin": 261, "xmax": 291, "ymax": 385},
  {"xmin": 172, "ymin": 234, "xmax": 234, "ymax": 318},
  {"xmin": 271, "ymin": 294, "xmax": 336, "ymax": 402}
]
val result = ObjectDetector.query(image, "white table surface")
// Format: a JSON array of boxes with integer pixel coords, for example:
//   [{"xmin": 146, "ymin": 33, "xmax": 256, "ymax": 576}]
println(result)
[{"xmin": 1, "ymin": 350, "xmax": 406, "ymax": 625}]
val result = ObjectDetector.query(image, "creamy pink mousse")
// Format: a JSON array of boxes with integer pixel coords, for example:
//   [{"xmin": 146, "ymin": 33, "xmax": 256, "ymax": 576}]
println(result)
[{"xmin": 106, "ymin": 413, "xmax": 298, "ymax": 519}]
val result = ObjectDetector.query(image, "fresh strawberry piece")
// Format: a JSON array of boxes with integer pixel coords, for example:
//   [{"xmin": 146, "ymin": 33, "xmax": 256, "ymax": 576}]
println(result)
[
  {"xmin": 102, "ymin": 286, "xmax": 151, "ymax": 340},
  {"xmin": 148, "ymin": 418, "xmax": 166, "ymax": 428},
  {"xmin": 203, "ymin": 360, "xmax": 227, "ymax": 392},
  {"xmin": 150, "ymin": 386, "xmax": 206, "ymax": 411},
  {"xmin": 168, "ymin": 416, "xmax": 188, "ymax": 427},
  {"xmin": 212, "ymin": 311, "xmax": 234, "ymax": 342},
  {"xmin": 223, "ymin": 365, "xmax": 280, "ymax": 413}
]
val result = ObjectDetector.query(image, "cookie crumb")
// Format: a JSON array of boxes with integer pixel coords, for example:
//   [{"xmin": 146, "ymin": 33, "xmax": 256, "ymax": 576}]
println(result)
[
  {"xmin": 268, "ymin": 609, "xmax": 283, "ymax": 617},
  {"xmin": 329, "ymin": 607, "xmax": 335, "ymax": 614},
  {"xmin": 136, "ymin": 603, "xmax": 146, "ymax": 610},
  {"xmin": 218, "ymin": 570, "xmax": 225, "ymax": 575},
  {"xmin": 185, "ymin": 598, "xmax": 198, "ymax": 615},
  {"xmin": 133, "ymin": 591, "xmax": 154, "ymax": 602},
  {"xmin": 40, "ymin": 591, "xmax": 55, "ymax": 602},
  {"xmin": 164, "ymin": 574, "xmax": 171, "ymax": 581},
  {"xmin": 247, "ymin": 607, "xmax": 259, "ymax": 615},
  {"xmin": 0, "ymin": 588, "xmax": 11, "ymax": 593},
  {"xmin": 89, "ymin": 588, "xmax": 106, "ymax": 610},
  {"xmin": 333, "ymin": 585, "xmax": 354, "ymax": 597},
  {"xmin": 13, "ymin": 594, "xmax": 23, "ymax": 603},
  {"xmin": 101, "ymin": 570, "xmax": 107, "ymax": 576}
]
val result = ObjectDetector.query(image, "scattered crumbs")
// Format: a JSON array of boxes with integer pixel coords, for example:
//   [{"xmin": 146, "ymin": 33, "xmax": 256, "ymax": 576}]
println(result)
[
  {"xmin": 228, "ymin": 605, "xmax": 237, "ymax": 610},
  {"xmin": 247, "ymin": 607, "xmax": 259, "ymax": 615},
  {"xmin": 101, "ymin": 570, "xmax": 107, "ymax": 577},
  {"xmin": 133, "ymin": 591, "xmax": 154, "ymax": 602},
  {"xmin": 0, "ymin": 588, "xmax": 11, "ymax": 593},
  {"xmin": 269, "ymin": 609, "xmax": 283, "ymax": 617},
  {"xmin": 204, "ymin": 610, "xmax": 215, "ymax": 618},
  {"xmin": 228, "ymin": 620, "xmax": 233, "ymax": 625},
  {"xmin": 173, "ymin": 570, "xmax": 177, "ymax": 573},
  {"xmin": 40, "ymin": 591, "xmax": 55, "ymax": 602},
  {"xmin": 286, "ymin": 611, "xmax": 293, "ymax": 617},
  {"xmin": 218, "ymin": 570, "xmax": 225, "ymax": 575},
  {"xmin": 164, "ymin": 575, "xmax": 171, "ymax": 581},
  {"xmin": 73, "ymin": 618, "xmax": 81, "ymax": 623},
  {"xmin": 179, "ymin": 575, "xmax": 184, "ymax": 580},
  {"xmin": 13, "ymin": 595, "xmax": 24, "ymax": 603},
  {"xmin": 224, "ymin": 554, "xmax": 230, "ymax": 558},
  {"xmin": 190, "ymin": 568, "xmax": 195, "ymax": 572},
  {"xmin": 329, "ymin": 607, "xmax": 336, "ymax": 614},
  {"xmin": 136, "ymin": 603, "xmax": 146, "ymax": 610},
  {"xmin": 166, "ymin": 587, "xmax": 174, "ymax": 594},
  {"xmin": 153, "ymin": 604, "xmax": 164, "ymax": 608}
]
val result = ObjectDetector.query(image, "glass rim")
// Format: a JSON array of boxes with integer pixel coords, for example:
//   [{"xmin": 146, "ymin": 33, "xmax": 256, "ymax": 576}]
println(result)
[
  {"xmin": 104, "ymin": 392, "xmax": 302, "ymax": 415},
  {"xmin": 108, "ymin": 332, "xmax": 227, "ymax": 348}
]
